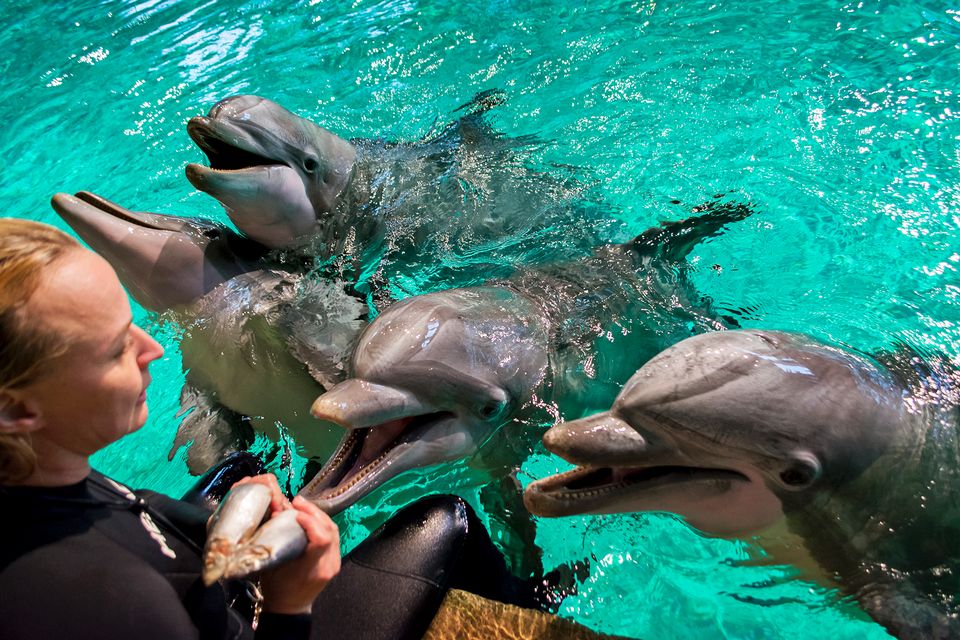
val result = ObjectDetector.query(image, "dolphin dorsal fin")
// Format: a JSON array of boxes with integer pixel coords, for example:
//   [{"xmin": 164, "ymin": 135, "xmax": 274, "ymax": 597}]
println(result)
[
  {"xmin": 423, "ymin": 89, "xmax": 511, "ymax": 148},
  {"xmin": 627, "ymin": 199, "xmax": 755, "ymax": 263}
]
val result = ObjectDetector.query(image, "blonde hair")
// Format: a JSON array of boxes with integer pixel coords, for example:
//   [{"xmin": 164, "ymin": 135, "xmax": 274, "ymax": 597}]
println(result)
[{"xmin": 0, "ymin": 218, "xmax": 80, "ymax": 483}]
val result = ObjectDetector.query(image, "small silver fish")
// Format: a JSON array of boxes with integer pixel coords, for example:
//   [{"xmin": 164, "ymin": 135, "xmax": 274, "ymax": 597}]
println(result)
[
  {"xmin": 202, "ymin": 484, "xmax": 272, "ymax": 585},
  {"xmin": 202, "ymin": 483, "xmax": 309, "ymax": 585},
  {"xmin": 222, "ymin": 509, "xmax": 309, "ymax": 580}
]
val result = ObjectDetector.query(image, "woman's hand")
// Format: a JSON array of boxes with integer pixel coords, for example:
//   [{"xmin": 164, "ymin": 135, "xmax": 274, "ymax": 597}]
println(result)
[
  {"xmin": 258, "ymin": 496, "xmax": 341, "ymax": 614},
  {"xmin": 232, "ymin": 475, "xmax": 340, "ymax": 614}
]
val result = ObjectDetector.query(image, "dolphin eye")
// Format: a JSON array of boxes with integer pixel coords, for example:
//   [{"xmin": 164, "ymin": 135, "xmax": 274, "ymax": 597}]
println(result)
[
  {"xmin": 780, "ymin": 467, "xmax": 809, "ymax": 486},
  {"xmin": 303, "ymin": 156, "xmax": 321, "ymax": 174},
  {"xmin": 779, "ymin": 453, "xmax": 821, "ymax": 489},
  {"xmin": 203, "ymin": 228, "xmax": 221, "ymax": 239},
  {"xmin": 479, "ymin": 399, "xmax": 508, "ymax": 421}
]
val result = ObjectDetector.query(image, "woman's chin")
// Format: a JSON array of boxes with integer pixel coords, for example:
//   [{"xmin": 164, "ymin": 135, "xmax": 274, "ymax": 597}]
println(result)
[{"xmin": 132, "ymin": 403, "xmax": 150, "ymax": 430}]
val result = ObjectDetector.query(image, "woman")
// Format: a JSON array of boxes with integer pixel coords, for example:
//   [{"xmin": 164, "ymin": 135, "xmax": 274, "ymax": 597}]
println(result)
[{"xmin": 0, "ymin": 218, "xmax": 340, "ymax": 639}]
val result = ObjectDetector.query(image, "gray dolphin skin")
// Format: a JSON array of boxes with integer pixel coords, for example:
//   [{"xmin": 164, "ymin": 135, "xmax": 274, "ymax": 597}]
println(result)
[
  {"xmin": 50, "ymin": 191, "xmax": 268, "ymax": 311},
  {"xmin": 301, "ymin": 200, "xmax": 752, "ymax": 515},
  {"xmin": 524, "ymin": 329, "xmax": 960, "ymax": 640},
  {"xmin": 185, "ymin": 95, "xmax": 357, "ymax": 250},
  {"xmin": 185, "ymin": 92, "xmax": 606, "ymax": 293},
  {"xmin": 51, "ymin": 192, "xmax": 367, "ymax": 472}
]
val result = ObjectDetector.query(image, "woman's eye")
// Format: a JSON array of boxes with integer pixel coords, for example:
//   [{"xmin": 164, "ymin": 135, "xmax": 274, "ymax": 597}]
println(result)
[{"xmin": 115, "ymin": 336, "xmax": 134, "ymax": 359}]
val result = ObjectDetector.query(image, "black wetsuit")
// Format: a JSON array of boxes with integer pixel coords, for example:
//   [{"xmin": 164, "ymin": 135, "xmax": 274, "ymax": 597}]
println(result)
[
  {"xmin": 0, "ymin": 470, "xmax": 306, "ymax": 640},
  {"xmin": 1, "ymin": 465, "xmax": 548, "ymax": 640}
]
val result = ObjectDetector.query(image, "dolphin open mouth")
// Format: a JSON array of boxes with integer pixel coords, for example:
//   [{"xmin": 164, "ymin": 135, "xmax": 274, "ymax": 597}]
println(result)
[
  {"xmin": 525, "ymin": 463, "xmax": 749, "ymax": 516},
  {"xmin": 187, "ymin": 117, "xmax": 285, "ymax": 172},
  {"xmin": 300, "ymin": 411, "xmax": 455, "ymax": 508}
]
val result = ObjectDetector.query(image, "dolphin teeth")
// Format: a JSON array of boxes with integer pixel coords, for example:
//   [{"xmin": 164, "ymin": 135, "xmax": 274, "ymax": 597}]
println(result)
[
  {"xmin": 304, "ymin": 429, "xmax": 364, "ymax": 492},
  {"xmin": 532, "ymin": 464, "xmax": 750, "ymax": 502},
  {"xmin": 300, "ymin": 412, "xmax": 452, "ymax": 502},
  {"xmin": 322, "ymin": 442, "xmax": 404, "ymax": 498}
]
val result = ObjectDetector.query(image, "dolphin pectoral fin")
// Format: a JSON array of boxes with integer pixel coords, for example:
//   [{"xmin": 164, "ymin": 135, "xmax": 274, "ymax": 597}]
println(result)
[
  {"xmin": 479, "ymin": 474, "xmax": 544, "ymax": 580},
  {"xmin": 454, "ymin": 89, "xmax": 507, "ymax": 116},
  {"xmin": 170, "ymin": 383, "xmax": 254, "ymax": 475},
  {"xmin": 854, "ymin": 580, "xmax": 960, "ymax": 640},
  {"xmin": 628, "ymin": 197, "xmax": 755, "ymax": 263}
]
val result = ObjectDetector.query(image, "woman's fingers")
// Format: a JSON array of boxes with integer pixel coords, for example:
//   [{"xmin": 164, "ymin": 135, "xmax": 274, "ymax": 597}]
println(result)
[
  {"xmin": 259, "ymin": 496, "xmax": 341, "ymax": 614},
  {"xmin": 233, "ymin": 474, "xmax": 291, "ymax": 513},
  {"xmin": 291, "ymin": 496, "xmax": 338, "ymax": 547}
]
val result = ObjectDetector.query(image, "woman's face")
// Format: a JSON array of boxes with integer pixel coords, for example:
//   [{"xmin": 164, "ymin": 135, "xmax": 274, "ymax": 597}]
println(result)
[{"xmin": 21, "ymin": 248, "xmax": 164, "ymax": 457}]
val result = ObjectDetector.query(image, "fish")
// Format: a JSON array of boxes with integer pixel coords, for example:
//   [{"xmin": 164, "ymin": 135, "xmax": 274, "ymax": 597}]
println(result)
[{"xmin": 202, "ymin": 483, "xmax": 307, "ymax": 585}]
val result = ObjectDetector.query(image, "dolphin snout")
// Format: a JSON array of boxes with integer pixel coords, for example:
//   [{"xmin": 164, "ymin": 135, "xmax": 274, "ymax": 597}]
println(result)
[
  {"xmin": 543, "ymin": 412, "xmax": 647, "ymax": 465},
  {"xmin": 311, "ymin": 379, "xmax": 427, "ymax": 429},
  {"xmin": 208, "ymin": 95, "xmax": 267, "ymax": 119}
]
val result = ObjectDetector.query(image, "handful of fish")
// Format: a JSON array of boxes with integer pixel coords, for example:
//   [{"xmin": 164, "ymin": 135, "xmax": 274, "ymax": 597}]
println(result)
[{"xmin": 202, "ymin": 483, "xmax": 308, "ymax": 586}]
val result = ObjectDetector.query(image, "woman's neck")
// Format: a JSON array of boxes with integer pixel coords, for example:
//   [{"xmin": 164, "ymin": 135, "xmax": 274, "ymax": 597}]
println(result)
[
  {"xmin": 13, "ymin": 436, "xmax": 92, "ymax": 487},
  {"xmin": 17, "ymin": 461, "xmax": 91, "ymax": 487}
]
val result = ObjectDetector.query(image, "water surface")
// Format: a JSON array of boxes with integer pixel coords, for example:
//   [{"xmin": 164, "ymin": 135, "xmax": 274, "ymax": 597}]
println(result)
[{"xmin": 5, "ymin": 1, "xmax": 958, "ymax": 637}]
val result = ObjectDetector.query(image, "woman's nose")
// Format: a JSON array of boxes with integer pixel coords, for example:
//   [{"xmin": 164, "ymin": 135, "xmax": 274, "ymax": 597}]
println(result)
[{"xmin": 133, "ymin": 325, "xmax": 165, "ymax": 366}]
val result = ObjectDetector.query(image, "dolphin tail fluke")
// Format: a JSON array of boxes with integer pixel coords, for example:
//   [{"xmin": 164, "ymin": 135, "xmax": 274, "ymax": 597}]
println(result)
[{"xmin": 627, "ymin": 197, "xmax": 755, "ymax": 264}]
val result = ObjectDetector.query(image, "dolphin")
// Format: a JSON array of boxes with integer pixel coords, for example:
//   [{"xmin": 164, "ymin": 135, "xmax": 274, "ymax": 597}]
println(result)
[
  {"xmin": 51, "ymin": 192, "xmax": 368, "ymax": 473},
  {"xmin": 50, "ymin": 191, "xmax": 269, "ymax": 310},
  {"xmin": 301, "ymin": 199, "xmax": 753, "ymax": 516},
  {"xmin": 524, "ymin": 329, "xmax": 960, "ymax": 640},
  {"xmin": 185, "ymin": 95, "xmax": 357, "ymax": 250},
  {"xmin": 185, "ymin": 92, "xmax": 609, "ymax": 294}
]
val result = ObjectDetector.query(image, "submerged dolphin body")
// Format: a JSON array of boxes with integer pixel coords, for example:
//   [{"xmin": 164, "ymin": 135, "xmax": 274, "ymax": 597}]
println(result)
[
  {"xmin": 302, "ymin": 200, "xmax": 753, "ymax": 515},
  {"xmin": 524, "ymin": 329, "xmax": 960, "ymax": 640},
  {"xmin": 51, "ymin": 192, "xmax": 367, "ymax": 472},
  {"xmin": 185, "ymin": 93, "xmax": 607, "ymax": 293}
]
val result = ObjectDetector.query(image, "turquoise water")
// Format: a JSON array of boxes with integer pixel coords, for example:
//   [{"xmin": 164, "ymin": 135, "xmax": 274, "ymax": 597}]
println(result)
[{"xmin": 4, "ymin": 0, "xmax": 959, "ymax": 637}]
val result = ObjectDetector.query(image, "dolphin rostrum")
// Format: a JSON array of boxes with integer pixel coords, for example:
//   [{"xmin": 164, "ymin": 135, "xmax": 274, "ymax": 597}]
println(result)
[
  {"xmin": 524, "ymin": 329, "xmax": 960, "ymax": 640},
  {"xmin": 51, "ymin": 192, "xmax": 367, "ymax": 473},
  {"xmin": 185, "ymin": 92, "xmax": 610, "ymax": 295},
  {"xmin": 301, "ymin": 199, "xmax": 754, "ymax": 515}
]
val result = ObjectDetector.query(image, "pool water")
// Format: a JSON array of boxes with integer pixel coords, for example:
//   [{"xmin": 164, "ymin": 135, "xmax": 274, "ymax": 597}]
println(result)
[{"xmin": 4, "ymin": 0, "xmax": 958, "ymax": 637}]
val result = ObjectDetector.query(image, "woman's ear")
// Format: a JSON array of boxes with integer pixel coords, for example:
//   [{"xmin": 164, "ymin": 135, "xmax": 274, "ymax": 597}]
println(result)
[{"xmin": 0, "ymin": 390, "xmax": 41, "ymax": 434}]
